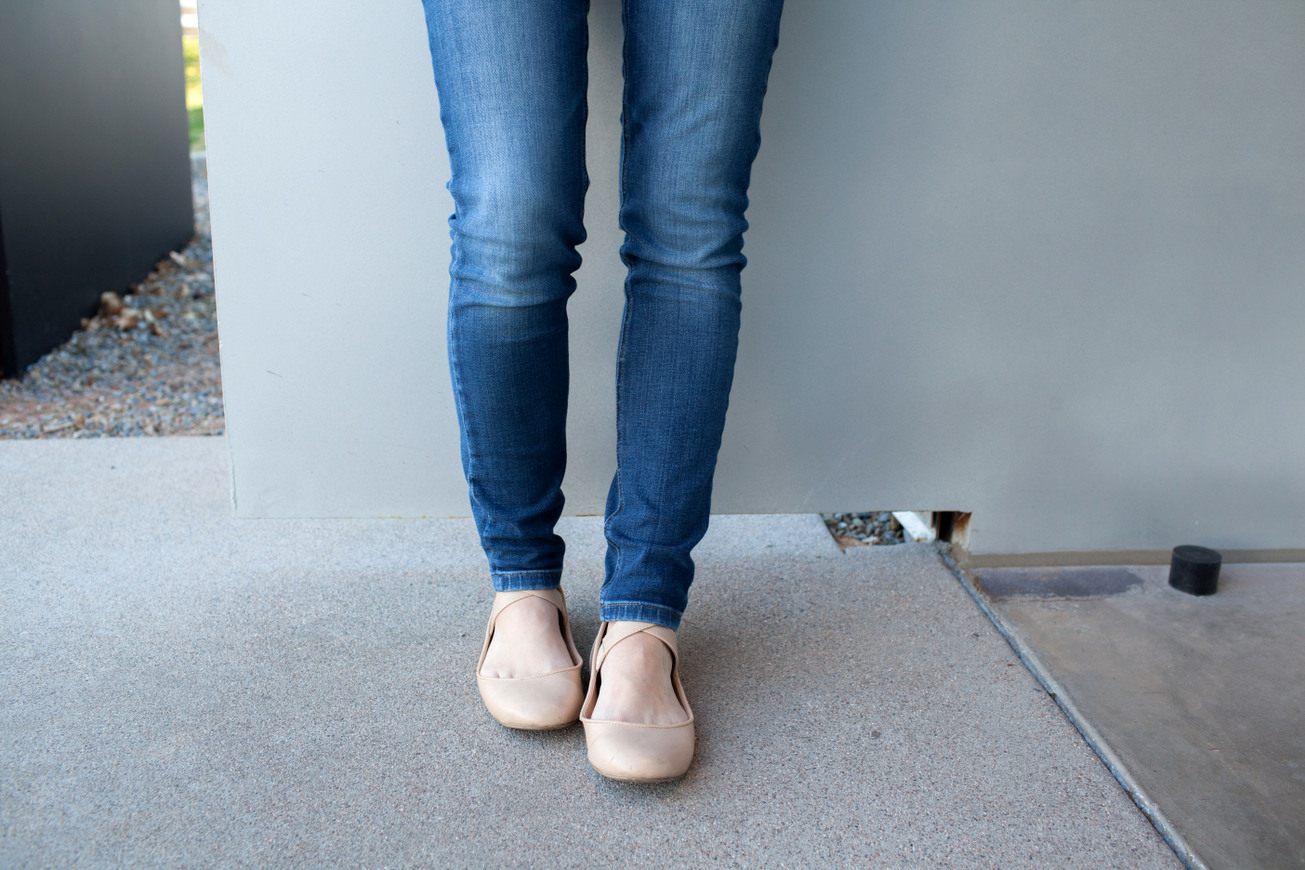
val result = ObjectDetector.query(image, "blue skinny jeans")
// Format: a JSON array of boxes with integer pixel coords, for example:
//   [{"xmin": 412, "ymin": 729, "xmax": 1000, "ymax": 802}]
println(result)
[{"xmin": 420, "ymin": 0, "xmax": 784, "ymax": 631}]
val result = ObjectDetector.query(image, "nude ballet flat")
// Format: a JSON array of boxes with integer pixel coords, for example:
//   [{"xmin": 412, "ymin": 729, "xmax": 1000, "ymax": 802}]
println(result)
[
  {"xmin": 580, "ymin": 621, "xmax": 695, "ymax": 782},
  {"xmin": 476, "ymin": 588, "xmax": 584, "ymax": 730}
]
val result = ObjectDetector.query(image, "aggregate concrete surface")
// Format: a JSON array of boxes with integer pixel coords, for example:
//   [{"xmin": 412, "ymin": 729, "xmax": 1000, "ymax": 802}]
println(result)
[{"xmin": 1, "ymin": 437, "xmax": 1179, "ymax": 868}]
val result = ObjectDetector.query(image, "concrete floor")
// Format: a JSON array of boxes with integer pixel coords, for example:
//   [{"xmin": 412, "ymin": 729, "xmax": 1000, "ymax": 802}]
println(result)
[
  {"xmin": 1, "ymin": 437, "xmax": 1177, "ymax": 868},
  {"xmin": 971, "ymin": 564, "xmax": 1305, "ymax": 870}
]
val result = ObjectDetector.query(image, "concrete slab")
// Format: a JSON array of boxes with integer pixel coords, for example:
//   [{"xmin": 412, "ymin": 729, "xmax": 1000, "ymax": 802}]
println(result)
[
  {"xmin": 972, "ymin": 564, "xmax": 1305, "ymax": 869},
  {"xmin": 1, "ymin": 438, "xmax": 1177, "ymax": 867}
]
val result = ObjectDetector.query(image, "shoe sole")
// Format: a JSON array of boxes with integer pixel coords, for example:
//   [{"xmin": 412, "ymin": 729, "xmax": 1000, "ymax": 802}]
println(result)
[
  {"xmin": 493, "ymin": 717, "xmax": 579, "ymax": 731},
  {"xmin": 594, "ymin": 771, "xmax": 686, "ymax": 784}
]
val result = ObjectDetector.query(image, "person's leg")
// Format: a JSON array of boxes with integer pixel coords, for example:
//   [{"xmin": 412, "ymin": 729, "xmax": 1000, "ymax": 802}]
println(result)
[
  {"xmin": 592, "ymin": 0, "xmax": 784, "ymax": 726},
  {"xmin": 421, "ymin": 0, "xmax": 589, "ymax": 679},
  {"xmin": 600, "ymin": 0, "xmax": 785, "ymax": 630}
]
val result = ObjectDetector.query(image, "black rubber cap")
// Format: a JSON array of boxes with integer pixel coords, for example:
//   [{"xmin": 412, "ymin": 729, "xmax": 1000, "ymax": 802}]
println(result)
[{"xmin": 1169, "ymin": 545, "xmax": 1222, "ymax": 596}]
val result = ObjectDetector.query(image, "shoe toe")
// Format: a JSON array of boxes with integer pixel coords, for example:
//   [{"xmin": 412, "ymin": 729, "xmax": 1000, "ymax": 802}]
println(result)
[
  {"xmin": 584, "ymin": 720, "xmax": 695, "ymax": 782},
  {"xmin": 478, "ymin": 669, "xmax": 584, "ymax": 730}
]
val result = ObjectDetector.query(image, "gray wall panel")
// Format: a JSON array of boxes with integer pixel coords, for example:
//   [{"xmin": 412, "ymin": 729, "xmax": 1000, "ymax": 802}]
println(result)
[{"xmin": 204, "ymin": 0, "xmax": 1305, "ymax": 558}]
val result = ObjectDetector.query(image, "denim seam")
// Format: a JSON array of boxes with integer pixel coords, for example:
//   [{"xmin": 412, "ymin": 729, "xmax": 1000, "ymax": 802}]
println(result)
[
  {"xmin": 606, "ymin": 0, "xmax": 634, "ymax": 597},
  {"xmin": 599, "ymin": 601, "xmax": 684, "ymax": 631},
  {"xmin": 446, "ymin": 219, "xmax": 474, "ymax": 521},
  {"xmin": 609, "ymin": 301, "xmax": 632, "ymax": 592},
  {"xmin": 492, "ymin": 570, "xmax": 563, "ymax": 593},
  {"xmin": 599, "ymin": 599, "xmax": 683, "ymax": 616},
  {"xmin": 493, "ymin": 570, "xmax": 564, "ymax": 576}
]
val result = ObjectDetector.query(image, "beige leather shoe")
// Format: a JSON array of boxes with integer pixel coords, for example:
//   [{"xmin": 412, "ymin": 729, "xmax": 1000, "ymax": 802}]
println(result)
[
  {"xmin": 580, "ymin": 621, "xmax": 695, "ymax": 782},
  {"xmin": 476, "ymin": 588, "xmax": 584, "ymax": 730}
]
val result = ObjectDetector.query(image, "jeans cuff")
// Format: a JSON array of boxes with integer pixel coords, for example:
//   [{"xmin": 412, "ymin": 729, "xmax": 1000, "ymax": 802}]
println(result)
[
  {"xmin": 491, "ymin": 569, "xmax": 563, "ymax": 593},
  {"xmin": 598, "ymin": 601, "xmax": 683, "ymax": 632}
]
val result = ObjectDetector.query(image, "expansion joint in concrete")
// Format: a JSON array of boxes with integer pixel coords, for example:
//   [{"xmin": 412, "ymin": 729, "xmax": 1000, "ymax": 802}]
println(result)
[{"xmin": 933, "ymin": 544, "xmax": 1209, "ymax": 870}]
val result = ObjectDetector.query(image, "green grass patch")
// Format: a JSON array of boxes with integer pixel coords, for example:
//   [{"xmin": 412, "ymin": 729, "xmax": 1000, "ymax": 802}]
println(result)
[{"xmin": 183, "ymin": 34, "xmax": 205, "ymax": 152}]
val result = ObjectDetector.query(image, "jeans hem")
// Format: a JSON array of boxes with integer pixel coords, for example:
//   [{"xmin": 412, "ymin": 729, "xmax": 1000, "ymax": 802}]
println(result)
[
  {"xmin": 599, "ymin": 601, "xmax": 683, "ymax": 632},
  {"xmin": 492, "ymin": 570, "xmax": 563, "ymax": 592}
]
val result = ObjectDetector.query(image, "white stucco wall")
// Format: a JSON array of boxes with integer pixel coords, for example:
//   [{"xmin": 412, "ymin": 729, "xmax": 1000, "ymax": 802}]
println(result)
[{"xmin": 201, "ymin": 0, "xmax": 1305, "ymax": 558}]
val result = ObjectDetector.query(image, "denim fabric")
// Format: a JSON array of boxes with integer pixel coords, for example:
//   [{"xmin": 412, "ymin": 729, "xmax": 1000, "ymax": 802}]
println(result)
[{"xmin": 421, "ymin": 0, "xmax": 784, "ymax": 630}]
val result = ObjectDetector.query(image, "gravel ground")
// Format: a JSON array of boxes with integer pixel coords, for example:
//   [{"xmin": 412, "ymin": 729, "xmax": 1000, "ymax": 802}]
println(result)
[
  {"xmin": 0, "ymin": 164, "xmax": 897, "ymax": 545},
  {"xmin": 821, "ymin": 510, "xmax": 908, "ymax": 547},
  {"xmin": 0, "ymin": 164, "xmax": 222, "ymax": 438}
]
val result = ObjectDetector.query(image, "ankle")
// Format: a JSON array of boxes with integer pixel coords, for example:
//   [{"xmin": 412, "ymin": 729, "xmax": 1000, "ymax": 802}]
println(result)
[
  {"xmin": 602, "ymin": 633, "xmax": 673, "ymax": 681},
  {"xmin": 591, "ymin": 631, "xmax": 689, "ymax": 726},
  {"xmin": 480, "ymin": 593, "xmax": 575, "ymax": 679}
]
